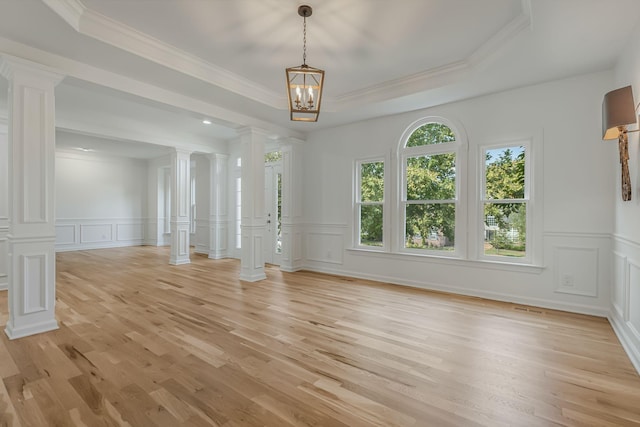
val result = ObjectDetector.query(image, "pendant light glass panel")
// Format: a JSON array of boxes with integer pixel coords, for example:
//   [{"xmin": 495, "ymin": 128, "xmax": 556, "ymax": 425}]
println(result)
[{"xmin": 286, "ymin": 64, "xmax": 324, "ymax": 122}]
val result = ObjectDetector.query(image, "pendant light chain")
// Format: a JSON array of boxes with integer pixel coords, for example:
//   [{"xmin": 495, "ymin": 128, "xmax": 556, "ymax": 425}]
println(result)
[{"xmin": 302, "ymin": 16, "xmax": 307, "ymax": 66}]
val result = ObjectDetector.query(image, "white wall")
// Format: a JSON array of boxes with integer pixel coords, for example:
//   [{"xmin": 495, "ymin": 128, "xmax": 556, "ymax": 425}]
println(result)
[
  {"xmin": 146, "ymin": 155, "xmax": 171, "ymax": 246},
  {"xmin": 55, "ymin": 137, "xmax": 148, "ymax": 251},
  {"xmin": 302, "ymin": 70, "xmax": 614, "ymax": 317},
  {"xmin": 610, "ymin": 19, "xmax": 640, "ymax": 374}
]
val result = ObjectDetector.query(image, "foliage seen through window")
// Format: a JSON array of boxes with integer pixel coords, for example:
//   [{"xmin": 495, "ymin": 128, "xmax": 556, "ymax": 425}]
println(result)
[{"xmin": 359, "ymin": 161, "xmax": 384, "ymax": 247}]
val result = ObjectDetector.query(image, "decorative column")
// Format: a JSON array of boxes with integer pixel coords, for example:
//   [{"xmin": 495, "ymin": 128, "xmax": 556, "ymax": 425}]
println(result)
[
  {"xmin": 0, "ymin": 56, "xmax": 64, "ymax": 339},
  {"xmin": 239, "ymin": 128, "xmax": 267, "ymax": 282},
  {"xmin": 0, "ymin": 126, "xmax": 8, "ymax": 291},
  {"xmin": 208, "ymin": 153, "xmax": 228, "ymax": 259},
  {"xmin": 0, "ymin": 123, "xmax": 9, "ymax": 291},
  {"xmin": 193, "ymin": 155, "xmax": 210, "ymax": 255},
  {"xmin": 279, "ymin": 138, "xmax": 305, "ymax": 272},
  {"xmin": 169, "ymin": 149, "xmax": 192, "ymax": 265}
]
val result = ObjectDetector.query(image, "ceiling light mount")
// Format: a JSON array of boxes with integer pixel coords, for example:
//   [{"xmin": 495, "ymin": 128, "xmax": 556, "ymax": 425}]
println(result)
[
  {"xmin": 298, "ymin": 5, "xmax": 312, "ymax": 18},
  {"xmin": 286, "ymin": 4, "xmax": 325, "ymax": 122}
]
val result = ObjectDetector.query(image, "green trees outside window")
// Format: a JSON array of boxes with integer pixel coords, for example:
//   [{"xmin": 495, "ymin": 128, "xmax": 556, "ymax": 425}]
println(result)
[
  {"xmin": 358, "ymin": 161, "xmax": 384, "ymax": 246},
  {"xmin": 483, "ymin": 146, "xmax": 527, "ymax": 257},
  {"xmin": 354, "ymin": 119, "xmax": 531, "ymax": 262},
  {"xmin": 403, "ymin": 123, "xmax": 457, "ymax": 250}
]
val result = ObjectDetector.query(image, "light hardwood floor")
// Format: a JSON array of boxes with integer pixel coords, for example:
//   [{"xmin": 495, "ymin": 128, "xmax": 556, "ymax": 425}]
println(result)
[{"xmin": 1, "ymin": 246, "xmax": 639, "ymax": 426}]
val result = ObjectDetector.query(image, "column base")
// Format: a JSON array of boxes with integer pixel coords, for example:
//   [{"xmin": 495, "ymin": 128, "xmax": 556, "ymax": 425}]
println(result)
[
  {"xmin": 170, "ymin": 220, "xmax": 191, "ymax": 265},
  {"xmin": 5, "ymin": 318, "xmax": 58, "ymax": 340},
  {"xmin": 239, "ymin": 271, "xmax": 267, "ymax": 282},
  {"xmin": 240, "ymin": 224, "xmax": 266, "ymax": 282}
]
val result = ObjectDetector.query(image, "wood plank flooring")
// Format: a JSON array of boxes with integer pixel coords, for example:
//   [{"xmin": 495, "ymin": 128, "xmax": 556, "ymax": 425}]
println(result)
[{"xmin": 1, "ymin": 246, "xmax": 639, "ymax": 426}]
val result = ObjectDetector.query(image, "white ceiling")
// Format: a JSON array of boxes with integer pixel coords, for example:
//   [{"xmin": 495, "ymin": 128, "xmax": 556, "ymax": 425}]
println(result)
[{"xmin": 1, "ymin": 0, "xmax": 640, "ymax": 157}]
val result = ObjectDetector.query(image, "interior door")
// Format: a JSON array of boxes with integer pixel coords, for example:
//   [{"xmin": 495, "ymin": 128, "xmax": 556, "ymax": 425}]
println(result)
[{"xmin": 264, "ymin": 162, "xmax": 282, "ymax": 265}]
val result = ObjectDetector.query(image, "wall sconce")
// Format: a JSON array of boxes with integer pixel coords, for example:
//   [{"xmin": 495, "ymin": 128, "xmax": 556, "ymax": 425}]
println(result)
[{"xmin": 603, "ymin": 85, "xmax": 638, "ymax": 201}]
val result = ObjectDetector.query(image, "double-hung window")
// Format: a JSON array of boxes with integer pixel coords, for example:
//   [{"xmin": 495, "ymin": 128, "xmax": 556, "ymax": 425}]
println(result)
[
  {"xmin": 481, "ymin": 143, "xmax": 529, "ymax": 260},
  {"xmin": 352, "ymin": 117, "xmax": 539, "ymax": 266},
  {"xmin": 355, "ymin": 159, "xmax": 385, "ymax": 248},
  {"xmin": 400, "ymin": 121, "xmax": 464, "ymax": 255}
]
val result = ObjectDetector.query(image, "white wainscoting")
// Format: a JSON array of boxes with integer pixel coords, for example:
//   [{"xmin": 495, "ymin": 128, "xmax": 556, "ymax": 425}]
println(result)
[
  {"xmin": 116, "ymin": 223, "xmax": 144, "ymax": 241},
  {"xmin": 611, "ymin": 235, "xmax": 640, "ymax": 374},
  {"xmin": 304, "ymin": 224, "xmax": 348, "ymax": 266},
  {"xmin": 302, "ymin": 228, "xmax": 612, "ymax": 317},
  {"xmin": 145, "ymin": 220, "xmax": 158, "ymax": 246},
  {"xmin": 194, "ymin": 219, "xmax": 210, "ymax": 255},
  {"xmin": 613, "ymin": 251, "xmax": 627, "ymax": 319},
  {"xmin": 147, "ymin": 217, "xmax": 171, "ymax": 247},
  {"xmin": 553, "ymin": 246, "xmax": 599, "ymax": 297},
  {"xmin": 56, "ymin": 218, "xmax": 145, "ymax": 252}
]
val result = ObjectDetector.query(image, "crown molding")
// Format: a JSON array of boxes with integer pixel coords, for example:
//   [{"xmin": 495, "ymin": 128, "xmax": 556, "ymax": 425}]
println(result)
[
  {"xmin": 40, "ymin": 0, "xmax": 531, "ymax": 115},
  {"xmin": 42, "ymin": 0, "xmax": 283, "ymax": 109},
  {"xmin": 55, "ymin": 120, "xmax": 225, "ymax": 155},
  {"xmin": 0, "ymin": 37, "xmax": 303, "ymax": 140},
  {"xmin": 468, "ymin": 1, "xmax": 532, "ymax": 68},
  {"xmin": 41, "ymin": 0, "xmax": 85, "ymax": 31},
  {"xmin": 330, "ymin": 0, "xmax": 532, "ymax": 111},
  {"xmin": 330, "ymin": 60, "xmax": 470, "ymax": 110}
]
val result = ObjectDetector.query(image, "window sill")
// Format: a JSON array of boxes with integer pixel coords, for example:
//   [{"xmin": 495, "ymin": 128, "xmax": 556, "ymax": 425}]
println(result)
[{"xmin": 346, "ymin": 247, "xmax": 544, "ymax": 274}]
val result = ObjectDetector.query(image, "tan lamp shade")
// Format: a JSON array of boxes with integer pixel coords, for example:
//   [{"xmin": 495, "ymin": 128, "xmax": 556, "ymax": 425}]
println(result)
[{"xmin": 602, "ymin": 85, "xmax": 636, "ymax": 139}]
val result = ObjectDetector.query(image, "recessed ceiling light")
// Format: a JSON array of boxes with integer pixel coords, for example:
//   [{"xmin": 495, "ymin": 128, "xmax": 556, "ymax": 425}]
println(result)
[{"xmin": 202, "ymin": 119, "xmax": 212, "ymax": 125}]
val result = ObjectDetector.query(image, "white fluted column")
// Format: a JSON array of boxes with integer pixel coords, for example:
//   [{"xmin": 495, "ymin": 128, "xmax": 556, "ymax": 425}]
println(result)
[
  {"xmin": 239, "ymin": 128, "xmax": 267, "ymax": 282},
  {"xmin": 169, "ymin": 149, "xmax": 192, "ymax": 265},
  {"xmin": 279, "ymin": 138, "xmax": 305, "ymax": 272},
  {"xmin": 1, "ymin": 56, "xmax": 64, "ymax": 339},
  {"xmin": 208, "ymin": 153, "xmax": 228, "ymax": 259},
  {"xmin": 193, "ymin": 155, "xmax": 209, "ymax": 255},
  {"xmin": 0, "ymin": 126, "xmax": 8, "ymax": 291}
]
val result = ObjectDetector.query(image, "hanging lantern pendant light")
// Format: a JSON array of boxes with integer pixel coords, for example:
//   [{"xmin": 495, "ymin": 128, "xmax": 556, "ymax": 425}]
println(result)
[{"xmin": 286, "ymin": 5, "xmax": 325, "ymax": 122}]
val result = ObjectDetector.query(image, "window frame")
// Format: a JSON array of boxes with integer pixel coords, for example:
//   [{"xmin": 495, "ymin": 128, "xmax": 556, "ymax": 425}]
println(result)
[
  {"xmin": 398, "ymin": 117, "xmax": 467, "ymax": 258},
  {"xmin": 354, "ymin": 156, "xmax": 388, "ymax": 251},
  {"xmin": 478, "ymin": 140, "xmax": 533, "ymax": 264}
]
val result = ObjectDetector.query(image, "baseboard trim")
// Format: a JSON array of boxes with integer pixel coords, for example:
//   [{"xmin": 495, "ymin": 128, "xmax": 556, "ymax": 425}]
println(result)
[
  {"xmin": 279, "ymin": 266, "xmax": 304, "ymax": 273},
  {"xmin": 301, "ymin": 264, "xmax": 609, "ymax": 318},
  {"xmin": 56, "ymin": 240, "xmax": 144, "ymax": 252},
  {"xmin": 609, "ymin": 313, "xmax": 640, "ymax": 375}
]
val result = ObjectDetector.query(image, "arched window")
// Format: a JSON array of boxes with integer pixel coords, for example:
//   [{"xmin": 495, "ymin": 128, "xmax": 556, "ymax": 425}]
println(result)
[{"xmin": 399, "ymin": 119, "xmax": 466, "ymax": 256}]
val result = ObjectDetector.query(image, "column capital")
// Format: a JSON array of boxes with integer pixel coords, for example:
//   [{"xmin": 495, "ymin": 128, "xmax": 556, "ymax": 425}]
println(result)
[
  {"xmin": 207, "ymin": 152, "xmax": 229, "ymax": 162},
  {"xmin": 0, "ymin": 55, "xmax": 65, "ymax": 86},
  {"xmin": 278, "ymin": 137, "xmax": 306, "ymax": 149},
  {"xmin": 172, "ymin": 147, "xmax": 192, "ymax": 157},
  {"xmin": 237, "ymin": 126, "xmax": 271, "ymax": 140}
]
